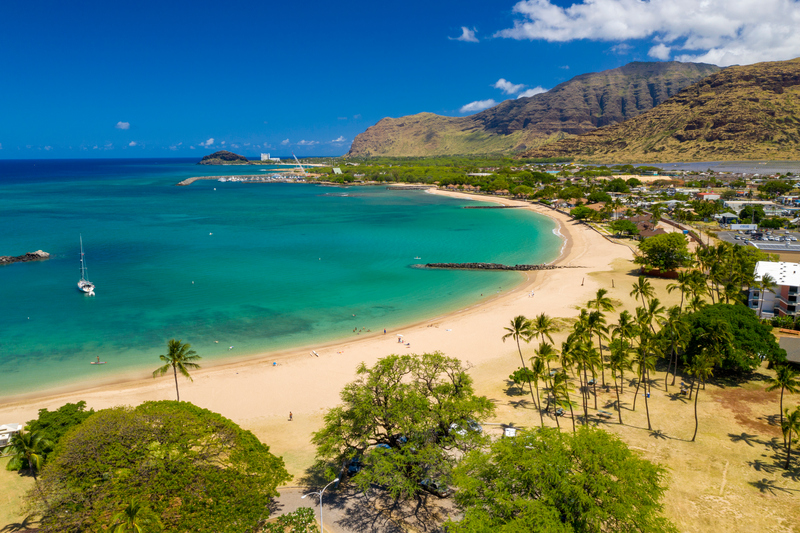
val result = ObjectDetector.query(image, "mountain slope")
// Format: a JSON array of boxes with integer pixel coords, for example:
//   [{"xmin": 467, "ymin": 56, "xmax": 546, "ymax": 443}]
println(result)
[
  {"xmin": 346, "ymin": 61, "xmax": 720, "ymax": 157},
  {"xmin": 523, "ymin": 58, "xmax": 800, "ymax": 163}
]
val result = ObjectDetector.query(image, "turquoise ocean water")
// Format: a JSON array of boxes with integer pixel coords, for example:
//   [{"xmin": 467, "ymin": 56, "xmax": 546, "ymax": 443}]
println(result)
[{"xmin": 0, "ymin": 159, "xmax": 562, "ymax": 399}]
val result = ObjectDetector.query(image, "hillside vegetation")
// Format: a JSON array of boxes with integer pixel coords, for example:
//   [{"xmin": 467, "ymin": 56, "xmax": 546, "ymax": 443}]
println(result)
[
  {"xmin": 347, "ymin": 62, "xmax": 719, "ymax": 157},
  {"xmin": 524, "ymin": 58, "xmax": 800, "ymax": 163}
]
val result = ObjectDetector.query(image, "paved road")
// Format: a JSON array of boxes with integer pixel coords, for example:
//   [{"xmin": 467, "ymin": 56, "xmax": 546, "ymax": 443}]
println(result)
[{"xmin": 272, "ymin": 486, "xmax": 456, "ymax": 533}]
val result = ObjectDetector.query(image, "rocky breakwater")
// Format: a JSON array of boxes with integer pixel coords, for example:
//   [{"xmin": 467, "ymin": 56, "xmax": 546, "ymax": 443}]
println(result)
[
  {"xmin": 420, "ymin": 262, "xmax": 579, "ymax": 271},
  {"xmin": 0, "ymin": 250, "xmax": 50, "ymax": 265}
]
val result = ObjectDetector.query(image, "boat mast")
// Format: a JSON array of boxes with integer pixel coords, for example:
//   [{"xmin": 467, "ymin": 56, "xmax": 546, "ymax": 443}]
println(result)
[
  {"xmin": 80, "ymin": 235, "xmax": 87, "ymax": 281},
  {"xmin": 291, "ymin": 152, "xmax": 305, "ymax": 174}
]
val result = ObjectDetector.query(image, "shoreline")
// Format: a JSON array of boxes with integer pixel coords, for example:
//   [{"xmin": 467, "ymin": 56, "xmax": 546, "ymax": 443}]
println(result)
[{"xmin": 0, "ymin": 190, "xmax": 628, "ymax": 435}]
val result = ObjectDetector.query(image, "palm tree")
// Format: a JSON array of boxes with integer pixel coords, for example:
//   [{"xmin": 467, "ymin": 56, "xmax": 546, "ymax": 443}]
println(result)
[
  {"xmin": 667, "ymin": 271, "xmax": 694, "ymax": 312},
  {"xmin": 608, "ymin": 339, "xmax": 632, "ymax": 424},
  {"xmin": 503, "ymin": 315, "xmax": 543, "ymax": 411},
  {"xmin": 586, "ymin": 310, "xmax": 610, "ymax": 386},
  {"xmin": 766, "ymin": 365, "xmax": 800, "ymax": 435},
  {"xmin": 630, "ymin": 276, "xmax": 655, "ymax": 307},
  {"xmin": 529, "ymin": 312, "xmax": 558, "ymax": 346},
  {"xmin": 689, "ymin": 351, "xmax": 715, "ymax": 442},
  {"xmin": 662, "ymin": 306, "xmax": 690, "ymax": 388},
  {"xmin": 552, "ymin": 371, "xmax": 577, "ymax": 433},
  {"xmin": 110, "ymin": 500, "xmax": 162, "ymax": 532},
  {"xmin": 534, "ymin": 342, "xmax": 560, "ymax": 411},
  {"xmin": 152, "ymin": 339, "xmax": 202, "ymax": 402},
  {"xmin": 756, "ymin": 273, "xmax": 777, "ymax": 318},
  {"xmin": 633, "ymin": 339, "xmax": 658, "ymax": 430},
  {"xmin": 782, "ymin": 406, "xmax": 800, "ymax": 469},
  {"xmin": 7, "ymin": 430, "xmax": 51, "ymax": 504},
  {"xmin": 587, "ymin": 288, "xmax": 615, "ymax": 314}
]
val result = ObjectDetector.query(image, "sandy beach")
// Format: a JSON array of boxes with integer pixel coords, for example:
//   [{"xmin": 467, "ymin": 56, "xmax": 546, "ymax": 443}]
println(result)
[{"xmin": 0, "ymin": 191, "xmax": 632, "ymax": 459}]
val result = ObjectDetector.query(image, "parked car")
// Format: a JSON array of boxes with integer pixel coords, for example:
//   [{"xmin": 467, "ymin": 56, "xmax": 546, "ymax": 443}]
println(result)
[
  {"xmin": 419, "ymin": 478, "xmax": 451, "ymax": 498},
  {"xmin": 449, "ymin": 419, "xmax": 483, "ymax": 436}
]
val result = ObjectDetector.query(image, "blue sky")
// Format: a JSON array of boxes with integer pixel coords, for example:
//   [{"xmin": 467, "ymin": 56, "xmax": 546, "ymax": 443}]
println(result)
[{"xmin": 2, "ymin": 0, "xmax": 799, "ymax": 158}]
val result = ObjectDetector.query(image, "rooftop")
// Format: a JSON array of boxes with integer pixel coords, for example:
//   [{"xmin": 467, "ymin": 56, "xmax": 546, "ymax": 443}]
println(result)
[{"xmin": 754, "ymin": 261, "xmax": 800, "ymax": 286}]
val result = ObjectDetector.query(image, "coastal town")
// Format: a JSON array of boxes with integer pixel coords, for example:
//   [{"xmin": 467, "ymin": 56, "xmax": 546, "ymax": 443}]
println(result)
[{"xmin": 3, "ymin": 155, "xmax": 800, "ymax": 532}]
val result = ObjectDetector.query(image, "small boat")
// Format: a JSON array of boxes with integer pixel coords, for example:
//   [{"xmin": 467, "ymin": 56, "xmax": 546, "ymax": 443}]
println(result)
[
  {"xmin": 90, "ymin": 361, "xmax": 107, "ymax": 365},
  {"xmin": 414, "ymin": 256, "xmax": 421, "ymax": 260},
  {"xmin": 77, "ymin": 235, "xmax": 95, "ymax": 295}
]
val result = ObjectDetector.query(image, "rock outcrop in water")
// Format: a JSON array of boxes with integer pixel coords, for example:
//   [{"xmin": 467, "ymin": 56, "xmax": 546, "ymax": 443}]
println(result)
[
  {"xmin": 421, "ymin": 262, "xmax": 579, "ymax": 271},
  {"xmin": 0, "ymin": 250, "xmax": 50, "ymax": 265},
  {"xmin": 198, "ymin": 151, "xmax": 251, "ymax": 165}
]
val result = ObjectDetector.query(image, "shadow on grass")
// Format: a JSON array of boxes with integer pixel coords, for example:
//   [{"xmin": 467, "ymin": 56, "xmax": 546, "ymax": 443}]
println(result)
[
  {"xmin": 710, "ymin": 371, "xmax": 772, "ymax": 389},
  {"xmin": 0, "ymin": 516, "xmax": 38, "ymax": 533},
  {"xmin": 748, "ymin": 478, "xmax": 799, "ymax": 495},
  {"xmin": 728, "ymin": 432, "xmax": 760, "ymax": 447},
  {"xmin": 666, "ymin": 391, "xmax": 691, "ymax": 403},
  {"xmin": 334, "ymin": 485, "xmax": 452, "ymax": 533}
]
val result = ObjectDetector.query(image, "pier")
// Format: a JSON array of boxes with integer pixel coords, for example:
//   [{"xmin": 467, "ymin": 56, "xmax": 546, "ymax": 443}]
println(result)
[{"xmin": 177, "ymin": 175, "xmax": 307, "ymax": 186}]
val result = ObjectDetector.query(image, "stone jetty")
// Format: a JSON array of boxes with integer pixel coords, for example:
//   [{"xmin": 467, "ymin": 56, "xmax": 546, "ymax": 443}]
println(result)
[
  {"xmin": 420, "ymin": 262, "xmax": 580, "ymax": 271},
  {"xmin": 0, "ymin": 250, "xmax": 50, "ymax": 265}
]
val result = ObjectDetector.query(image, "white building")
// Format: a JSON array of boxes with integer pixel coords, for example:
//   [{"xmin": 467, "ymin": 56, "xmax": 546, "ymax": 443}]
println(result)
[
  {"xmin": 260, "ymin": 153, "xmax": 281, "ymax": 162},
  {"xmin": 0, "ymin": 423, "xmax": 22, "ymax": 447},
  {"xmin": 750, "ymin": 261, "xmax": 800, "ymax": 317}
]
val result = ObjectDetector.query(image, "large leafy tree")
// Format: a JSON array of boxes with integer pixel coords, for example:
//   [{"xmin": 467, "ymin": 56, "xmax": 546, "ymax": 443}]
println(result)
[
  {"xmin": 24, "ymin": 401, "xmax": 94, "ymax": 462},
  {"xmin": 448, "ymin": 427, "xmax": 677, "ymax": 533},
  {"xmin": 312, "ymin": 352, "xmax": 494, "ymax": 500},
  {"xmin": 152, "ymin": 339, "xmax": 202, "ymax": 401},
  {"xmin": 28, "ymin": 401, "xmax": 290, "ymax": 533},
  {"xmin": 683, "ymin": 304, "xmax": 786, "ymax": 373},
  {"xmin": 634, "ymin": 233, "xmax": 693, "ymax": 272}
]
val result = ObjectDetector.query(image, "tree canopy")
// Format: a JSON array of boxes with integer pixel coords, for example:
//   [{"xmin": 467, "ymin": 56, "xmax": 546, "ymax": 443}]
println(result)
[
  {"xmin": 684, "ymin": 303, "xmax": 786, "ymax": 373},
  {"xmin": 28, "ymin": 401, "xmax": 290, "ymax": 533},
  {"xmin": 23, "ymin": 401, "xmax": 94, "ymax": 463},
  {"xmin": 448, "ymin": 427, "xmax": 676, "ymax": 533},
  {"xmin": 312, "ymin": 352, "xmax": 494, "ymax": 499},
  {"xmin": 635, "ymin": 233, "xmax": 692, "ymax": 271}
]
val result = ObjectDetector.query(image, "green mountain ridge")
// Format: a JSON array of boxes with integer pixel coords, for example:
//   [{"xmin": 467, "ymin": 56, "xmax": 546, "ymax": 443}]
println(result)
[{"xmin": 346, "ymin": 61, "xmax": 720, "ymax": 157}]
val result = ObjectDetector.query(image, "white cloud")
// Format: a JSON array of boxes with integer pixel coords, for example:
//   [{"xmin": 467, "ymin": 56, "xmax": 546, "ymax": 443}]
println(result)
[
  {"xmin": 281, "ymin": 139, "xmax": 290, "ymax": 145},
  {"xmin": 648, "ymin": 43, "xmax": 672, "ymax": 60},
  {"xmin": 221, "ymin": 140, "xmax": 226, "ymax": 145},
  {"xmin": 0, "ymin": 143, "xmax": 3, "ymax": 150},
  {"xmin": 496, "ymin": 0, "xmax": 800, "ymax": 66},
  {"xmin": 297, "ymin": 140, "xmax": 319, "ymax": 146},
  {"xmin": 190, "ymin": 145, "xmax": 196, "ymax": 150},
  {"xmin": 450, "ymin": 26, "xmax": 479, "ymax": 42},
  {"xmin": 493, "ymin": 78, "xmax": 526, "ymax": 95},
  {"xmin": 330, "ymin": 136, "xmax": 347, "ymax": 143},
  {"xmin": 44, "ymin": 146, "xmax": 52, "ymax": 151},
  {"xmin": 129, "ymin": 141, "xmax": 137, "ymax": 147},
  {"xmin": 115, "ymin": 121, "xmax": 130, "ymax": 130},
  {"xmin": 517, "ymin": 86, "xmax": 548, "ymax": 98},
  {"xmin": 199, "ymin": 138, "xmax": 214, "ymax": 147},
  {"xmin": 460, "ymin": 99, "xmax": 498, "ymax": 113},
  {"xmin": 609, "ymin": 43, "xmax": 633, "ymax": 55}
]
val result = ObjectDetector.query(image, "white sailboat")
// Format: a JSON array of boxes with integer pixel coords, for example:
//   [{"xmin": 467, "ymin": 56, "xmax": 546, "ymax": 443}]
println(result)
[{"xmin": 77, "ymin": 235, "xmax": 95, "ymax": 295}]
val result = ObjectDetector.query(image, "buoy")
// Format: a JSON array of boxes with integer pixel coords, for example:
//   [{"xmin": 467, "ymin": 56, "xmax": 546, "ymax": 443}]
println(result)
[{"xmin": 209, "ymin": 233, "xmax": 213, "ymax": 235}]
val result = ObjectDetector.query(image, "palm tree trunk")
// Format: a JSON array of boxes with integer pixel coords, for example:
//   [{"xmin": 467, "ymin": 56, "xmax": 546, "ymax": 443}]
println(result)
[
  {"xmin": 567, "ymin": 392, "xmax": 576, "ymax": 433},
  {"xmin": 786, "ymin": 428, "xmax": 794, "ymax": 469},
  {"xmin": 534, "ymin": 382, "xmax": 544, "ymax": 428},
  {"xmin": 516, "ymin": 339, "xmax": 540, "ymax": 413},
  {"xmin": 597, "ymin": 333, "xmax": 606, "ymax": 387},
  {"xmin": 780, "ymin": 386, "xmax": 786, "ymax": 446},
  {"xmin": 692, "ymin": 382, "xmax": 700, "ymax": 442},
  {"xmin": 644, "ymin": 369, "xmax": 652, "ymax": 430},
  {"xmin": 614, "ymin": 374, "xmax": 623, "ymax": 424},
  {"xmin": 582, "ymin": 364, "xmax": 589, "ymax": 425},
  {"xmin": 592, "ymin": 372, "xmax": 598, "ymax": 410},
  {"xmin": 173, "ymin": 365, "xmax": 180, "ymax": 401},
  {"xmin": 633, "ymin": 373, "xmax": 641, "ymax": 411}
]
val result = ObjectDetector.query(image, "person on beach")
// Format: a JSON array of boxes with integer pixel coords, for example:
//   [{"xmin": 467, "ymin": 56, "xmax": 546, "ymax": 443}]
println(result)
[{"xmin": 289, "ymin": 412, "xmax": 293, "ymax": 421}]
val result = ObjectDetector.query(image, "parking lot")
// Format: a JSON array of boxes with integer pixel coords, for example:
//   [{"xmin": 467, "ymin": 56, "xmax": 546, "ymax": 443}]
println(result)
[{"xmin": 717, "ymin": 230, "xmax": 800, "ymax": 252}]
